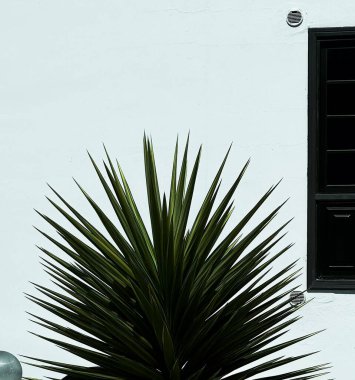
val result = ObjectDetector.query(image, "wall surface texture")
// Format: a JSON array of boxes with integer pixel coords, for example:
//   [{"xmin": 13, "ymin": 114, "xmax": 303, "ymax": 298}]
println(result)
[{"xmin": 1, "ymin": 0, "xmax": 354, "ymax": 378}]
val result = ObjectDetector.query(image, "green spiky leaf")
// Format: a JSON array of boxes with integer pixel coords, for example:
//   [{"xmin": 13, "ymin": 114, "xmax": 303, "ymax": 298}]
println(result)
[{"xmin": 27, "ymin": 135, "xmax": 329, "ymax": 379}]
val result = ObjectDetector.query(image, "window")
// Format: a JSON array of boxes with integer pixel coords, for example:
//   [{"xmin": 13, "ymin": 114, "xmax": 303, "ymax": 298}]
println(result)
[{"xmin": 308, "ymin": 27, "xmax": 355, "ymax": 291}]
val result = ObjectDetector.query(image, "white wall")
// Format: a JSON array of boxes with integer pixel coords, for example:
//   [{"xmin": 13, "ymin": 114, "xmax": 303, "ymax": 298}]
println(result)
[{"xmin": 1, "ymin": 0, "xmax": 354, "ymax": 378}]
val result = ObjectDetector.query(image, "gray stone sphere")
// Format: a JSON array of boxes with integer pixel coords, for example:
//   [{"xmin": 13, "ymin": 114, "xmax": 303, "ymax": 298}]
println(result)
[{"xmin": 0, "ymin": 351, "xmax": 22, "ymax": 380}]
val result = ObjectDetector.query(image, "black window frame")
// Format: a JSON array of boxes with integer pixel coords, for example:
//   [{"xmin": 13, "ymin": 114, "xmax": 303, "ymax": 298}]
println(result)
[{"xmin": 308, "ymin": 27, "xmax": 355, "ymax": 291}]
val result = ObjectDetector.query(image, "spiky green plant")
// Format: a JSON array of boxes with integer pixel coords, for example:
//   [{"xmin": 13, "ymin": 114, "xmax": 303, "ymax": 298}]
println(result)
[{"xmin": 25, "ymin": 135, "xmax": 329, "ymax": 380}]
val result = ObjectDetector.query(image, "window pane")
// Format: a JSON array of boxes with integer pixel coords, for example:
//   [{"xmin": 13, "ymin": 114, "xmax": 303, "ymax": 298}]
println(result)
[
  {"xmin": 327, "ymin": 117, "xmax": 355, "ymax": 149},
  {"xmin": 327, "ymin": 47, "xmax": 355, "ymax": 80},
  {"xmin": 327, "ymin": 83, "xmax": 355, "ymax": 114},
  {"xmin": 317, "ymin": 203, "xmax": 355, "ymax": 278},
  {"xmin": 326, "ymin": 151, "xmax": 355, "ymax": 185}
]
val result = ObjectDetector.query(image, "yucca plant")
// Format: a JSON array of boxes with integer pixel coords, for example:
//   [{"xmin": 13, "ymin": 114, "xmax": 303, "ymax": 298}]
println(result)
[{"xmin": 25, "ymin": 135, "xmax": 329, "ymax": 379}]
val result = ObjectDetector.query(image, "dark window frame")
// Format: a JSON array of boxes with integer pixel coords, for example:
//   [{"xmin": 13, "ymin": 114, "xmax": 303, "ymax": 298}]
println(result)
[{"xmin": 308, "ymin": 27, "xmax": 355, "ymax": 291}]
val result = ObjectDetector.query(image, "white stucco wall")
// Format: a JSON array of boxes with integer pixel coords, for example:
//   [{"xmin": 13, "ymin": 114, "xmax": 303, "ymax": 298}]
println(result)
[{"xmin": 1, "ymin": 0, "xmax": 354, "ymax": 378}]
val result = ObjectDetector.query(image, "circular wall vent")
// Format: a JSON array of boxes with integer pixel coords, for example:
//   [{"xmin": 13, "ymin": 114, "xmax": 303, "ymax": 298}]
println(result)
[
  {"xmin": 286, "ymin": 10, "xmax": 303, "ymax": 27},
  {"xmin": 289, "ymin": 291, "xmax": 305, "ymax": 307}
]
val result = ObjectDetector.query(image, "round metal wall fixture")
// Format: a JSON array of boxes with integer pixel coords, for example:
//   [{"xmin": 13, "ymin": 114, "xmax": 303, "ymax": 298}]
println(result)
[
  {"xmin": 289, "ymin": 291, "xmax": 305, "ymax": 307},
  {"xmin": 286, "ymin": 10, "xmax": 303, "ymax": 27},
  {"xmin": 0, "ymin": 351, "xmax": 22, "ymax": 380}
]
